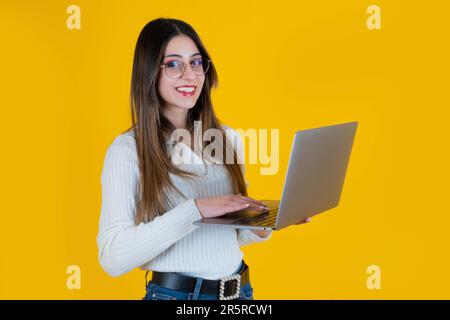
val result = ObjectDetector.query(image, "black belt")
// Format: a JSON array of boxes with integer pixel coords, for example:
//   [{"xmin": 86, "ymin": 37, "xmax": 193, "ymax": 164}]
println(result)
[{"xmin": 149, "ymin": 261, "xmax": 250, "ymax": 300}]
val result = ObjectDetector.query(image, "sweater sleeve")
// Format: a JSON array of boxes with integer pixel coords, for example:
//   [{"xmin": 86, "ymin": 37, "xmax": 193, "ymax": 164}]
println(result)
[
  {"xmin": 96, "ymin": 135, "xmax": 203, "ymax": 277},
  {"xmin": 223, "ymin": 125, "xmax": 273, "ymax": 247}
]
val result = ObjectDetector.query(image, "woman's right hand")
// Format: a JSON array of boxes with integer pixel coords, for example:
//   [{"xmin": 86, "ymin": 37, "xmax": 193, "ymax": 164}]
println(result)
[{"xmin": 194, "ymin": 194, "xmax": 268, "ymax": 218}]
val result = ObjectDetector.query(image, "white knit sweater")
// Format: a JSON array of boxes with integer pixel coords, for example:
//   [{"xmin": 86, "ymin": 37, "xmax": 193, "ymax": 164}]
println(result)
[{"xmin": 97, "ymin": 125, "xmax": 272, "ymax": 279}]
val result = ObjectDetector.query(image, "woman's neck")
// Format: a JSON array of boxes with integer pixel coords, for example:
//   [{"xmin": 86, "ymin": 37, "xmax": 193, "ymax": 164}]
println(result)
[{"xmin": 161, "ymin": 105, "xmax": 188, "ymax": 129}]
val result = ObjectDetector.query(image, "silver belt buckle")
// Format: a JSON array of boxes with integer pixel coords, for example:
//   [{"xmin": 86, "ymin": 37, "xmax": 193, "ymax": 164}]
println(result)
[{"xmin": 219, "ymin": 274, "xmax": 241, "ymax": 300}]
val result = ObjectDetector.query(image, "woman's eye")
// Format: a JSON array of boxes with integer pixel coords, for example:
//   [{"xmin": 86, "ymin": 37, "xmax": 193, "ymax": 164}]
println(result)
[
  {"xmin": 167, "ymin": 61, "xmax": 182, "ymax": 68},
  {"xmin": 192, "ymin": 59, "xmax": 202, "ymax": 67}
]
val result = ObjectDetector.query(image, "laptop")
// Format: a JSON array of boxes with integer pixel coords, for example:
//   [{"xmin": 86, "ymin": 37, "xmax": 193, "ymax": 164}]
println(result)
[{"xmin": 193, "ymin": 121, "xmax": 358, "ymax": 231}]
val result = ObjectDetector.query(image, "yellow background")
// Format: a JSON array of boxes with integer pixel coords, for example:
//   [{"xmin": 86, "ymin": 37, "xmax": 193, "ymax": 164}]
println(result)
[{"xmin": 1, "ymin": 0, "xmax": 449, "ymax": 299}]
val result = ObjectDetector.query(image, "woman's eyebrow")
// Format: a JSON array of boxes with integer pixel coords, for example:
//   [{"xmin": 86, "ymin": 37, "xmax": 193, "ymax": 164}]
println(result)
[{"xmin": 164, "ymin": 52, "xmax": 201, "ymax": 58}]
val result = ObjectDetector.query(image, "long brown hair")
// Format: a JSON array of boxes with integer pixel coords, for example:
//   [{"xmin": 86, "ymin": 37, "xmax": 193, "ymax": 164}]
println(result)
[{"xmin": 126, "ymin": 18, "xmax": 247, "ymax": 224}]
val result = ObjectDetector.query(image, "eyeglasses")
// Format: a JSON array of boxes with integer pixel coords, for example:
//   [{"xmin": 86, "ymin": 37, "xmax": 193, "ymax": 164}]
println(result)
[{"xmin": 160, "ymin": 58, "xmax": 211, "ymax": 79}]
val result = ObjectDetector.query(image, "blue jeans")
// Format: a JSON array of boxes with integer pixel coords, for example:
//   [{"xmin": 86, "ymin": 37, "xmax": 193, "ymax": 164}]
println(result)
[{"xmin": 142, "ymin": 261, "xmax": 254, "ymax": 300}]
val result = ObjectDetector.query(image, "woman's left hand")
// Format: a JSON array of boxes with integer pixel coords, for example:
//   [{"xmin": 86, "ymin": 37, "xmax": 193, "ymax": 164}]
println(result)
[
  {"xmin": 251, "ymin": 217, "xmax": 312, "ymax": 237},
  {"xmin": 294, "ymin": 217, "xmax": 312, "ymax": 225}
]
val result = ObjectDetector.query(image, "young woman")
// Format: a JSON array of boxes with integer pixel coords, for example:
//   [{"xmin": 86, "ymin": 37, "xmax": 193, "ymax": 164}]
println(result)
[{"xmin": 97, "ymin": 18, "xmax": 309, "ymax": 300}]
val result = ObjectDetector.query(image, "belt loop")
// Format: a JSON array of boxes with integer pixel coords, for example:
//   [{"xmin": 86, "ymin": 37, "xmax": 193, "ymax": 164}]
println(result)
[
  {"xmin": 239, "ymin": 260, "xmax": 245, "ymax": 273},
  {"xmin": 192, "ymin": 277, "xmax": 204, "ymax": 300},
  {"xmin": 145, "ymin": 270, "xmax": 150, "ymax": 289}
]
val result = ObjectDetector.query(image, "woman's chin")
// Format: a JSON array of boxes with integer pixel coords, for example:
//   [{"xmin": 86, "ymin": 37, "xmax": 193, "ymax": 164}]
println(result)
[{"xmin": 174, "ymin": 100, "xmax": 197, "ymax": 110}]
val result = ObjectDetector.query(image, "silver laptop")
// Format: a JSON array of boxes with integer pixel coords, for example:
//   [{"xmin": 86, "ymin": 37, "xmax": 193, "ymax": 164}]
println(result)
[{"xmin": 193, "ymin": 121, "xmax": 358, "ymax": 231}]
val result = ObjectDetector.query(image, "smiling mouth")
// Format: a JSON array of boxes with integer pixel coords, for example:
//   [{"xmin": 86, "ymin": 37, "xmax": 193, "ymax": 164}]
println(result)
[{"xmin": 175, "ymin": 85, "xmax": 196, "ymax": 96}]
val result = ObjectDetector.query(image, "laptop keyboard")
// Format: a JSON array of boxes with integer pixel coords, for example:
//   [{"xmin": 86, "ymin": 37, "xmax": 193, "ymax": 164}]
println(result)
[{"xmin": 232, "ymin": 209, "xmax": 278, "ymax": 227}]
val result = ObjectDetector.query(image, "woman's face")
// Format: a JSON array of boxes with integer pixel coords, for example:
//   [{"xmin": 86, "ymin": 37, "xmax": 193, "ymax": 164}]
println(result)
[{"xmin": 158, "ymin": 35, "xmax": 205, "ymax": 112}]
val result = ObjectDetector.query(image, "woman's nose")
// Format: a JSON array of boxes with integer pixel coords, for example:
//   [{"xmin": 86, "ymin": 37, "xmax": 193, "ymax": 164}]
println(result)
[{"xmin": 182, "ymin": 65, "xmax": 197, "ymax": 80}]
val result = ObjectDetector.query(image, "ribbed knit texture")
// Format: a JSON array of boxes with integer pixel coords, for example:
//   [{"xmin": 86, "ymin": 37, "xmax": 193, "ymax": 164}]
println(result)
[{"xmin": 97, "ymin": 125, "xmax": 272, "ymax": 279}]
